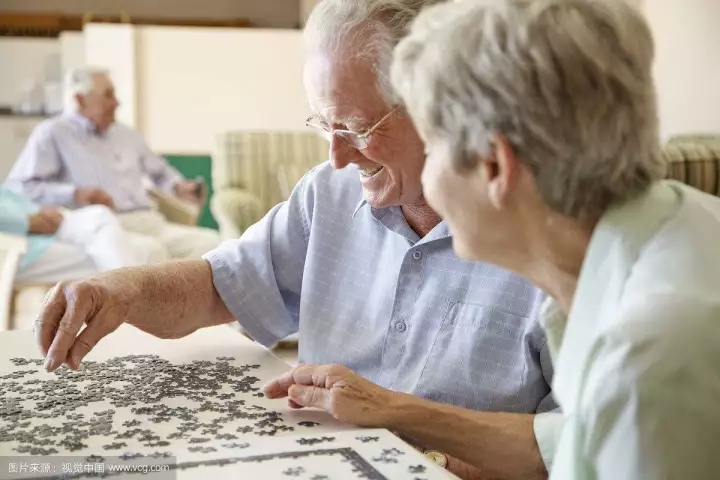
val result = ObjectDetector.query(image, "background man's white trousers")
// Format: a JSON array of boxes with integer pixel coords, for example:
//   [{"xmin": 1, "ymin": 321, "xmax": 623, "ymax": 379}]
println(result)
[
  {"xmin": 16, "ymin": 206, "xmax": 167, "ymax": 284},
  {"xmin": 117, "ymin": 210, "xmax": 220, "ymax": 259}
]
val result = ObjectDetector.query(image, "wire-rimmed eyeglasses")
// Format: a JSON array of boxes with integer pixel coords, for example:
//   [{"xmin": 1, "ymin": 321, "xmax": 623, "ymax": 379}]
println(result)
[{"xmin": 305, "ymin": 105, "xmax": 401, "ymax": 150}]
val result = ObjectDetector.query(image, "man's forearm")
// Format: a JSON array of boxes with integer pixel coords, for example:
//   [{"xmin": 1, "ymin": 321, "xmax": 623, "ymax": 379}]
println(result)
[
  {"xmin": 121, "ymin": 260, "xmax": 233, "ymax": 338},
  {"xmin": 24, "ymin": 180, "xmax": 76, "ymax": 207},
  {"xmin": 386, "ymin": 393, "xmax": 547, "ymax": 480}
]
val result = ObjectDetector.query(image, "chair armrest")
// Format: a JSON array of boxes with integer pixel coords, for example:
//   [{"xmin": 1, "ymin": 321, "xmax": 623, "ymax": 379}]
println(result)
[
  {"xmin": 0, "ymin": 234, "xmax": 28, "ymax": 331},
  {"xmin": 210, "ymin": 188, "xmax": 263, "ymax": 240},
  {"xmin": 146, "ymin": 188, "xmax": 203, "ymax": 226}
]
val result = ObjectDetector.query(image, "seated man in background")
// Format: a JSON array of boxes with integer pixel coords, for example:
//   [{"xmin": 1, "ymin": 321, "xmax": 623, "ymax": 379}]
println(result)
[
  {"xmin": 4, "ymin": 66, "xmax": 220, "ymax": 260},
  {"xmin": 0, "ymin": 187, "xmax": 166, "ymax": 284}
]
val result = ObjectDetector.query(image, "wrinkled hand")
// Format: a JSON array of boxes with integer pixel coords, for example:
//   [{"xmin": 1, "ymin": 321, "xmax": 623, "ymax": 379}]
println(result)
[
  {"xmin": 35, "ymin": 277, "xmax": 132, "ymax": 372},
  {"xmin": 28, "ymin": 208, "xmax": 64, "ymax": 235},
  {"xmin": 173, "ymin": 180, "xmax": 205, "ymax": 205},
  {"xmin": 74, "ymin": 187, "xmax": 115, "ymax": 209},
  {"xmin": 263, "ymin": 364, "xmax": 398, "ymax": 427}
]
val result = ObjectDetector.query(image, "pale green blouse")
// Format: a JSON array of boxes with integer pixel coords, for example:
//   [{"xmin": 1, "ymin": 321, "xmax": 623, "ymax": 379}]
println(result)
[{"xmin": 534, "ymin": 180, "xmax": 720, "ymax": 479}]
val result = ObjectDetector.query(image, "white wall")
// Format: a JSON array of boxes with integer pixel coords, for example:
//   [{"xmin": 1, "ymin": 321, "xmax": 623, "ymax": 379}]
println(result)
[
  {"xmin": 299, "ymin": 0, "xmax": 320, "ymax": 26},
  {"xmin": 136, "ymin": 26, "xmax": 308, "ymax": 153},
  {"xmin": 644, "ymin": 0, "xmax": 720, "ymax": 140},
  {"xmin": 0, "ymin": 38, "xmax": 59, "ymax": 107},
  {"xmin": 59, "ymin": 31, "xmax": 86, "ymax": 111},
  {"xmin": 84, "ymin": 24, "xmax": 140, "ymax": 129}
]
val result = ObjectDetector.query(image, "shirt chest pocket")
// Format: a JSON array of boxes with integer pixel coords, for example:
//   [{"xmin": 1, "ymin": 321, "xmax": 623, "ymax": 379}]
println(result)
[
  {"xmin": 110, "ymin": 149, "xmax": 143, "ymax": 175},
  {"xmin": 415, "ymin": 302, "xmax": 531, "ymax": 410}
]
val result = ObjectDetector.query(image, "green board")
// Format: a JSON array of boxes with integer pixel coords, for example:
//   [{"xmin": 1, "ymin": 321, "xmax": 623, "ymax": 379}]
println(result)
[{"xmin": 163, "ymin": 154, "xmax": 218, "ymax": 230}]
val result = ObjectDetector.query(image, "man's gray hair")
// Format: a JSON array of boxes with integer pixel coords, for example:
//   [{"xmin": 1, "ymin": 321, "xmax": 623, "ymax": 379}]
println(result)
[
  {"xmin": 392, "ymin": 0, "xmax": 666, "ymax": 222},
  {"xmin": 304, "ymin": 0, "xmax": 445, "ymax": 104},
  {"xmin": 65, "ymin": 66, "xmax": 109, "ymax": 111}
]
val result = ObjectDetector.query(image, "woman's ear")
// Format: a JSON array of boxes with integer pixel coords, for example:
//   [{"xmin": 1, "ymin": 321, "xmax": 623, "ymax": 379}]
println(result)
[
  {"xmin": 481, "ymin": 160, "xmax": 502, "ymax": 210},
  {"xmin": 486, "ymin": 134, "xmax": 518, "ymax": 210}
]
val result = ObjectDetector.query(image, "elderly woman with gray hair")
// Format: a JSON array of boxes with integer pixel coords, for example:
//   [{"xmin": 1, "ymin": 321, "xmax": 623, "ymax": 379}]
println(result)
[{"xmin": 265, "ymin": 0, "xmax": 720, "ymax": 478}]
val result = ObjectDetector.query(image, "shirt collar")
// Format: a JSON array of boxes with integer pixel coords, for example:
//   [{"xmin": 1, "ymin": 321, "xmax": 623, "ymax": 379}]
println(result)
[
  {"xmin": 66, "ymin": 112, "xmax": 105, "ymax": 136},
  {"xmin": 352, "ymin": 197, "xmax": 452, "ymax": 241},
  {"xmin": 352, "ymin": 199, "xmax": 367, "ymax": 218}
]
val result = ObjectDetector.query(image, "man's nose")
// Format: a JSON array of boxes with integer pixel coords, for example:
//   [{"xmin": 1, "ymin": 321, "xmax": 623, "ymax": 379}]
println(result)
[{"xmin": 329, "ymin": 136, "xmax": 356, "ymax": 170}]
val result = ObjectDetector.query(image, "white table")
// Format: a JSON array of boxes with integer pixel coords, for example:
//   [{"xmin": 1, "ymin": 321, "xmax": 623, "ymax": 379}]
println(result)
[{"xmin": 0, "ymin": 324, "xmax": 456, "ymax": 479}]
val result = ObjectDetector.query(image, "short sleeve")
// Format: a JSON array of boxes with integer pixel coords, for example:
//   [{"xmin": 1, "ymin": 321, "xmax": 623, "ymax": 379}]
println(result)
[{"xmin": 203, "ymin": 169, "xmax": 315, "ymax": 346}]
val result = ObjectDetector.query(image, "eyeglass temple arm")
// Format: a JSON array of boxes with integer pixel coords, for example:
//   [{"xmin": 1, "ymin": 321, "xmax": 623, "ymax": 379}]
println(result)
[{"xmin": 361, "ymin": 105, "xmax": 401, "ymax": 138}]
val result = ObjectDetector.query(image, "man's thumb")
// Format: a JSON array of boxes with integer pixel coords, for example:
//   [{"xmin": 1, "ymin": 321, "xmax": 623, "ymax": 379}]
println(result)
[{"xmin": 288, "ymin": 384, "xmax": 330, "ymax": 409}]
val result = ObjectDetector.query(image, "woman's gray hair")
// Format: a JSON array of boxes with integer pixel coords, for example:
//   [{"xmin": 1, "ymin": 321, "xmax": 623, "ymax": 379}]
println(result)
[
  {"xmin": 65, "ymin": 66, "xmax": 109, "ymax": 111},
  {"xmin": 392, "ymin": 0, "xmax": 666, "ymax": 222},
  {"xmin": 304, "ymin": 0, "xmax": 445, "ymax": 104}
]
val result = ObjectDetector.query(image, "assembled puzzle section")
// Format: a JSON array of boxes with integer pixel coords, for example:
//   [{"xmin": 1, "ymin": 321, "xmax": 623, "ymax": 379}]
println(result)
[
  {"xmin": 159, "ymin": 429, "xmax": 453, "ymax": 479},
  {"xmin": 1, "ymin": 430, "xmax": 452, "ymax": 479}
]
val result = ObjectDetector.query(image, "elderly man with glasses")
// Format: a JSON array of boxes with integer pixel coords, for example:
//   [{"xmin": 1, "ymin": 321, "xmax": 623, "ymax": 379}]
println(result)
[{"xmin": 33, "ymin": 1, "xmax": 560, "ymax": 478}]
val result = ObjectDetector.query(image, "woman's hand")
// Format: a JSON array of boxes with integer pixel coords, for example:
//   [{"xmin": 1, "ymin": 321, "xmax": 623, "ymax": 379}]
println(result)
[
  {"xmin": 263, "ymin": 364, "xmax": 399, "ymax": 427},
  {"xmin": 28, "ymin": 208, "xmax": 64, "ymax": 235}
]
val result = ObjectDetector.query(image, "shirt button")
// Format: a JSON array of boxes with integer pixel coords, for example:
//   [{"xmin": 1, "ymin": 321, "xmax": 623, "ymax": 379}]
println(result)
[
  {"xmin": 395, "ymin": 321, "xmax": 407, "ymax": 332},
  {"xmin": 412, "ymin": 251, "xmax": 422, "ymax": 260}
]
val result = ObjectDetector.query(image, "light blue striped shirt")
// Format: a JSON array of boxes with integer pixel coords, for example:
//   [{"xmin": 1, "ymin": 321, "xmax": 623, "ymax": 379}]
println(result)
[
  {"xmin": 205, "ymin": 162, "xmax": 557, "ymax": 415},
  {"xmin": 4, "ymin": 113, "xmax": 183, "ymax": 212}
]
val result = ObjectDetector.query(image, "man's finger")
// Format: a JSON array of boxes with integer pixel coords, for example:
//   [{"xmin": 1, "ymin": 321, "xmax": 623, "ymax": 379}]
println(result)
[
  {"xmin": 288, "ymin": 384, "xmax": 331, "ymax": 410},
  {"xmin": 34, "ymin": 285, "xmax": 66, "ymax": 358},
  {"xmin": 287, "ymin": 399, "xmax": 304, "ymax": 409},
  {"xmin": 263, "ymin": 364, "xmax": 331, "ymax": 398},
  {"xmin": 66, "ymin": 314, "xmax": 119, "ymax": 370},
  {"xmin": 45, "ymin": 288, "xmax": 92, "ymax": 371}
]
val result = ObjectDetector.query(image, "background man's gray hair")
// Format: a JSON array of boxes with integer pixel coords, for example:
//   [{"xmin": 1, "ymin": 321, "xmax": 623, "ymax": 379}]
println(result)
[
  {"xmin": 304, "ymin": 0, "xmax": 446, "ymax": 104},
  {"xmin": 65, "ymin": 66, "xmax": 109, "ymax": 111},
  {"xmin": 392, "ymin": 0, "xmax": 666, "ymax": 222}
]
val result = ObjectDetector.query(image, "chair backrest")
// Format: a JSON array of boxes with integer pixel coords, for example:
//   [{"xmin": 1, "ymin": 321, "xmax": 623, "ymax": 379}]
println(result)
[
  {"xmin": 0, "ymin": 233, "xmax": 28, "ymax": 331},
  {"xmin": 663, "ymin": 134, "xmax": 720, "ymax": 196},
  {"xmin": 213, "ymin": 131, "xmax": 329, "ymax": 214}
]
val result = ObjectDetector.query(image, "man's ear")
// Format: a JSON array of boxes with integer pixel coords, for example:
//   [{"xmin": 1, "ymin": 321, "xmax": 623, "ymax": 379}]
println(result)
[
  {"xmin": 485, "ymin": 133, "xmax": 518, "ymax": 210},
  {"xmin": 74, "ymin": 94, "xmax": 84, "ymax": 110}
]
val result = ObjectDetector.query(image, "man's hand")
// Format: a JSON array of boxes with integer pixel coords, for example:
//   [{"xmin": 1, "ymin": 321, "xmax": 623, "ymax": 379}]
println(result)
[
  {"xmin": 28, "ymin": 208, "xmax": 64, "ymax": 235},
  {"xmin": 35, "ymin": 261, "xmax": 234, "ymax": 373},
  {"xmin": 74, "ymin": 187, "xmax": 115, "ymax": 209},
  {"xmin": 35, "ymin": 276, "xmax": 133, "ymax": 372},
  {"xmin": 173, "ymin": 180, "xmax": 205, "ymax": 205},
  {"xmin": 263, "ymin": 364, "xmax": 399, "ymax": 426}
]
